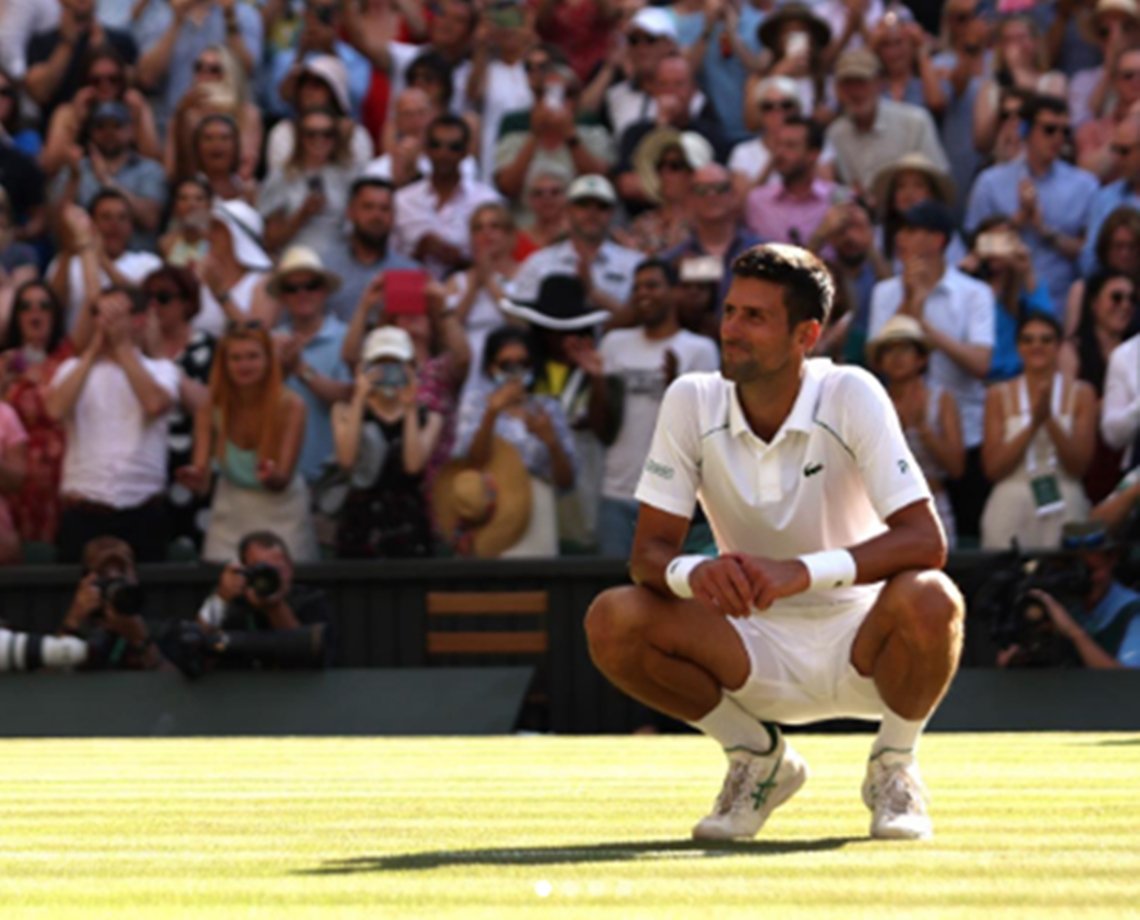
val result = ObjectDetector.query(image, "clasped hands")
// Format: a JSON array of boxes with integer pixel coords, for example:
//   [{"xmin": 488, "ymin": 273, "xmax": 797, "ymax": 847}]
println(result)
[{"xmin": 689, "ymin": 554, "xmax": 811, "ymax": 617}]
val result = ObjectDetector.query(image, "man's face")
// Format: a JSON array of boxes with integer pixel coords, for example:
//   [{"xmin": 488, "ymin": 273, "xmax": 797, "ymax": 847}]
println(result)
[
  {"xmin": 1116, "ymin": 51, "xmax": 1140, "ymax": 106},
  {"xmin": 834, "ymin": 205, "xmax": 873, "ymax": 261},
  {"xmin": 719, "ymin": 276, "xmax": 806, "ymax": 384},
  {"xmin": 279, "ymin": 271, "xmax": 328, "ymax": 324},
  {"xmin": 91, "ymin": 117, "xmax": 130, "ymax": 158},
  {"xmin": 627, "ymin": 29, "xmax": 672, "ymax": 80},
  {"xmin": 567, "ymin": 197, "xmax": 613, "ymax": 243},
  {"xmin": 304, "ymin": 0, "xmax": 339, "ymax": 43},
  {"xmin": 631, "ymin": 266, "xmax": 672, "ymax": 327},
  {"xmin": 394, "ymin": 90, "xmax": 432, "ymax": 138},
  {"xmin": 63, "ymin": 0, "xmax": 95, "ymax": 24},
  {"xmin": 348, "ymin": 187, "xmax": 394, "ymax": 244},
  {"xmin": 896, "ymin": 224, "xmax": 945, "ymax": 261},
  {"xmin": 653, "ymin": 58, "xmax": 695, "ymax": 113},
  {"xmin": 243, "ymin": 543, "xmax": 294, "ymax": 597},
  {"xmin": 92, "ymin": 199, "xmax": 132, "ymax": 255},
  {"xmin": 425, "ymin": 126, "xmax": 466, "ymax": 175},
  {"xmin": 1112, "ymin": 118, "xmax": 1140, "ymax": 184},
  {"xmin": 837, "ymin": 75, "xmax": 878, "ymax": 121},
  {"xmin": 1026, "ymin": 109, "xmax": 1070, "ymax": 165},
  {"xmin": 689, "ymin": 166, "xmax": 733, "ymax": 223},
  {"xmin": 431, "ymin": 0, "xmax": 476, "ymax": 50},
  {"xmin": 523, "ymin": 49, "xmax": 552, "ymax": 96},
  {"xmin": 773, "ymin": 124, "xmax": 811, "ymax": 182}
]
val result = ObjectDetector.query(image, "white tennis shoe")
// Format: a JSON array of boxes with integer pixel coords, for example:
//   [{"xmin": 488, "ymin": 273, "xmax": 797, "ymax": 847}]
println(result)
[
  {"xmin": 862, "ymin": 751, "xmax": 933, "ymax": 840},
  {"xmin": 691, "ymin": 733, "xmax": 808, "ymax": 841}
]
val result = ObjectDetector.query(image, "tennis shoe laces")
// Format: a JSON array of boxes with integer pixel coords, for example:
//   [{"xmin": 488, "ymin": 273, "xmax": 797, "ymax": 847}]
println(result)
[{"xmin": 862, "ymin": 752, "xmax": 932, "ymax": 840}]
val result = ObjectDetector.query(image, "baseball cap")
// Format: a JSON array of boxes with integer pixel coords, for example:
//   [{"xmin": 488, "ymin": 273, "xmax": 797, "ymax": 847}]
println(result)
[
  {"xmin": 835, "ymin": 48, "xmax": 881, "ymax": 81},
  {"xmin": 90, "ymin": 101, "xmax": 131, "ymax": 125},
  {"xmin": 629, "ymin": 7, "xmax": 678, "ymax": 41},
  {"xmin": 362, "ymin": 326, "xmax": 415, "ymax": 363},
  {"xmin": 900, "ymin": 200, "xmax": 956, "ymax": 238},
  {"xmin": 567, "ymin": 174, "xmax": 617, "ymax": 206}
]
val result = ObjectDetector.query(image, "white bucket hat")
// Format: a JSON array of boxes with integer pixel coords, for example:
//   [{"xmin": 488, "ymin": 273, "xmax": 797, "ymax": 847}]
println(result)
[{"xmin": 211, "ymin": 200, "xmax": 272, "ymax": 271}]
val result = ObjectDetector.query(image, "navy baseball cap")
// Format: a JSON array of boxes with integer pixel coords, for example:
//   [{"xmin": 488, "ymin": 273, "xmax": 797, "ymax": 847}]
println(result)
[
  {"xmin": 90, "ymin": 101, "xmax": 131, "ymax": 125},
  {"xmin": 900, "ymin": 200, "xmax": 956, "ymax": 238}
]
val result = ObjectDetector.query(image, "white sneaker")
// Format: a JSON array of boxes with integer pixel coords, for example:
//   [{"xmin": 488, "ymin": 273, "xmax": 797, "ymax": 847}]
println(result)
[
  {"xmin": 862, "ymin": 752, "xmax": 933, "ymax": 840},
  {"xmin": 691, "ymin": 733, "xmax": 808, "ymax": 841}
]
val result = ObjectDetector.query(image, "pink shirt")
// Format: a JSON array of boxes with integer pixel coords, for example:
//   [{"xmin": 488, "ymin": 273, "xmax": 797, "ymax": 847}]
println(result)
[{"xmin": 744, "ymin": 178, "xmax": 840, "ymax": 247}]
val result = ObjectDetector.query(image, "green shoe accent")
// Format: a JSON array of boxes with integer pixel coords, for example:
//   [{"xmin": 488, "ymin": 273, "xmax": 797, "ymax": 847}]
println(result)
[
  {"xmin": 870, "ymin": 746, "xmax": 914, "ymax": 762},
  {"xmin": 749, "ymin": 755, "xmax": 783, "ymax": 810}
]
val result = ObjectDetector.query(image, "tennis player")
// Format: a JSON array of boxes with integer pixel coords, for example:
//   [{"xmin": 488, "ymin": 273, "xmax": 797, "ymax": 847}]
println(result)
[{"xmin": 585, "ymin": 243, "xmax": 964, "ymax": 840}]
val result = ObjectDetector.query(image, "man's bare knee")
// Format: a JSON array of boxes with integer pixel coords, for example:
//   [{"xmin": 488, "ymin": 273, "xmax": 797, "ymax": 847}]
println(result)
[
  {"xmin": 892, "ymin": 572, "xmax": 964, "ymax": 654},
  {"xmin": 585, "ymin": 586, "xmax": 653, "ymax": 673}
]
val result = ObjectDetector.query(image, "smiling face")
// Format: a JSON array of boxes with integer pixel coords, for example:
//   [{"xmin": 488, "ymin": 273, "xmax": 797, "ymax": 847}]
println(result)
[
  {"xmin": 892, "ymin": 169, "xmax": 934, "ymax": 214},
  {"xmin": 875, "ymin": 339, "xmax": 927, "ymax": 383},
  {"xmin": 224, "ymin": 335, "xmax": 270, "ymax": 388},
  {"xmin": 91, "ymin": 197, "xmax": 132, "ymax": 257},
  {"xmin": 196, "ymin": 119, "xmax": 238, "ymax": 173},
  {"xmin": 1015, "ymin": 315, "xmax": 1061, "ymax": 373},
  {"xmin": 1092, "ymin": 275, "xmax": 1136, "ymax": 337},
  {"xmin": 299, "ymin": 112, "xmax": 338, "ymax": 165},
  {"xmin": 279, "ymin": 270, "xmax": 327, "ymax": 323},
  {"xmin": 719, "ymin": 276, "xmax": 811, "ymax": 384},
  {"xmin": 86, "ymin": 57, "xmax": 125, "ymax": 102},
  {"xmin": 13, "ymin": 285, "xmax": 57, "ymax": 350},
  {"xmin": 631, "ymin": 264, "xmax": 672, "ymax": 328}
]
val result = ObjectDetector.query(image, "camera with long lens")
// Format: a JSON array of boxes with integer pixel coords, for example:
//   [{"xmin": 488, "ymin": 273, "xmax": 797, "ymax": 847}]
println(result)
[
  {"xmin": 94, "ymin": 577, "xmax": 146, "ymax": 617},
  {"xmin": 973, "ymin": 548, "xmax": 1089, "ymax": 667},
  {"xmin": 239, "ymin": 563, "xmax": 281, "ymax": 600},
  {"xmin": 158, "ymin": 620, "xmax": 329, "ymax": 679}
]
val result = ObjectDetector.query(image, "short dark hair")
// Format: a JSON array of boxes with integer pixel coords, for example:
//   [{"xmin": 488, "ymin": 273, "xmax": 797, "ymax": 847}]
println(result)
[
  {"xmin": 635, "ymin": 258, "xmax": 678, "ymax": 286},
  {"xmin": 730, "ymin": 243, "xmax": 835, "ymax": 327},
  {"xmin": 782, "ymin": 115, "xmax": 824, "ymax": 152},
  {"xmin": 427, "ymin": 112, "xmax": 471, "ymax": 149},
  {"xmin": 239, "ymin": 530, "xmax": 293, "ymax": 565},
  {"xmin": 95, "ymin": 284, "xmax": 144, "ymax": 314},
  {"xmin": 88, "ymin": 187, "xmax": 133, "ymax": 221},
  {"xmin": 407, "ymin": 51, "xmax": 455, "ymax": 106},
  {"xmin": 1022, "ymin": 93, "xmax": 1068, "ymax": 131},
  {"xmin": 1016, "ymin": 309, "xmax": 1063, "ymax": 339},
  {"xmin": 481, "ymin": 325, "xmax": 535, "ymax": 377},
  {"xmin": 350, "ymin": 176, "xmax": 396, "ymax": 200}
]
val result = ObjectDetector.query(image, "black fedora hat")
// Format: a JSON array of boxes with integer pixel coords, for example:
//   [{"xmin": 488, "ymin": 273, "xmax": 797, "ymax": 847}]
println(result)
[{"xmin": 500, "ymin": 274, "xmax": 611, "ymax": 331}]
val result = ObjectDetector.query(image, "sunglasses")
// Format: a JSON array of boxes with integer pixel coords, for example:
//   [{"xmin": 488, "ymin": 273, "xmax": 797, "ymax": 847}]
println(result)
[
  {"xmin": 495, "ymin": 360, "xmax": 531, "ymax": 374},
  {"xmin": 1037, "ymin": 123, "xmax": 1071, "ymax": 137},
  {"xmin": 146, "ymin": 290, "xmax": 182, "ymax": 305},
  {"xmin": 1112, "ymin": 143, "xmax": 1136, "ymax": 156},
  {"xmin": 15, "ymin": 297, "xmax": 52, "ymax": 312},
  {"xmin": 303, "ymin": 127, "xmax": 336, "ymax": 140},
  {"xmin": 1107, "ymin": 289, "xmax": 1135, "ymax": 304},
  {"xmin": 89, "ymin": 73, "xmax": 123, "ymax": 87},
  {"xmin": 1017, "ymin": 333, "xmax": 1058, "ymax": 345},
  {"xmin": 627, "ymin": 32, "xmax": 660, "ymax": 46},
  {"xmin": 427, "ymin": 138, "xmax": 465, "ymax": 153},
  {"xmin": 524, "ymin": 59, "xmax": 550, "ymax": 73},
  {"xmin": 949, "ymin": 11, "xmax": 974, "ymax": 22},
  {"xmin": 693, "ymin": 182, "xmax": 731, "ymax": 196},
  {"xmin": 1120, "ymin": 69, "xmax": 1140, "ymax": 80},
  {"xmin": 657, "ymin": 159, "xmax": 690, "ymax": 172},
  {"xmin": 281, "ymin": 279, "xmax": 324, "ymax": 295},
  {"xmin": 760, "ymin": 99, "xmax": 797, "ymax": 113},
  {"xmin": 529, "ymin": 187, "xmax": 564, "ymax": 198},
  {"xmin": 194, "ymin": 61, "xmax": 224, "ymax": 76},
  {"xmin": 571, "ymin": 199, "xmax": 612, "ymax": 211}
]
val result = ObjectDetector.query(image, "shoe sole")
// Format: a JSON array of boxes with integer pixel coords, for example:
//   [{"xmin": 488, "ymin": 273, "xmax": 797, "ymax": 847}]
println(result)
[
  {"xmin": 691, "ymin": 754, "xmax": 809, "ymax": 841},
  {"xmin": 870, "ymin": 822, "xmax": 933, "ymax": 841}
]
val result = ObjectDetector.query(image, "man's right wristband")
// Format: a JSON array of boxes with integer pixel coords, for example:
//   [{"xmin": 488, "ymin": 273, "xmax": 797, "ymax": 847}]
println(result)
[{"xmin": 665, "ymin": 555, "xmax": 707, "ymax": 599}]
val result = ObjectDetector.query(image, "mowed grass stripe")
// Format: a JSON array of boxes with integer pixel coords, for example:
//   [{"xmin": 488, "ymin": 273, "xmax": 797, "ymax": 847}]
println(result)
[{"xmin": 0, "ymin": 734, "xmax": 1136, "ymax": 918}]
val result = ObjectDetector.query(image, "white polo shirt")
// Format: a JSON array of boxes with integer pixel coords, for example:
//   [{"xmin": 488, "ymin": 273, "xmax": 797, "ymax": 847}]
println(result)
[
  {"xmin": 1102, "ymin": 332, "xmax": 1140, "ymax": 467},
  {"xmin": 508, "ymin": 238, "xmax": 644, "ymax": 309},
  {"xmin": 393, "ymin": 176, "xmax": 501, "ymax": 279},
  {"xmin": 635, "ymin": 360, "xmax": 932, "ymax": 612}
]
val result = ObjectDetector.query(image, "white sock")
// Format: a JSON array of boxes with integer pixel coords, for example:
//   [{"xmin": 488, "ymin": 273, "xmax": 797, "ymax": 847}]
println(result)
[
  {"xmin": 690, "ymin": 695, "xmax": 777, "ymax": 754},
  {"xmin": 872, "ymin": 708, "xmax": 926, "ymax": 760}
]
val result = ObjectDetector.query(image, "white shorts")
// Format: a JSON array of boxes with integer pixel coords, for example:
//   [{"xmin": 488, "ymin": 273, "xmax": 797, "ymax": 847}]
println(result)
[{"xmin": 725, "ymin": 600, "xmax": 886, "ymax": 726}]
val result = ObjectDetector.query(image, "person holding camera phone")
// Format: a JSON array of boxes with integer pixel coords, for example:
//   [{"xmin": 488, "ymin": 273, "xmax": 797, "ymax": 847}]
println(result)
[{"xmin": 331, "ymin": 326, "xmax": 441, "ymax": 558}]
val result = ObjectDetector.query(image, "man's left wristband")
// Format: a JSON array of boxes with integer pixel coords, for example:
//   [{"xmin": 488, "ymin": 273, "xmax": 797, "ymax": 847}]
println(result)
[{"xmin": 665, "ymin": 555, "xmax": 707, "ymax": 599}]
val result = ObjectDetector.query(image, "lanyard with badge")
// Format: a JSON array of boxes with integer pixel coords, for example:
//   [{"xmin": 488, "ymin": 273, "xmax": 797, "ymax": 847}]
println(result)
[{"xmin": 1020, "ymin": 375, "xmax": 1066, "ymax": 518}]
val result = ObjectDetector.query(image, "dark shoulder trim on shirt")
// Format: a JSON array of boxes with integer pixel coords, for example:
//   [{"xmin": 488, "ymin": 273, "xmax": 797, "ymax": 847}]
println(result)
[{"xmin": 813, "ymin": 418, "xmax": 855, "ymax": 460}]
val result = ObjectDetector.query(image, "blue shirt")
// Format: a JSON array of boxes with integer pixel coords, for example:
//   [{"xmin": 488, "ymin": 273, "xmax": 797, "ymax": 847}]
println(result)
[
  {"xmin": 1079, "ymin": 179, "xmax": 1140, "ymax": 276},
  {"xmin": 1082, "ymin": 581, "xmax": 1140, "ymax": 668},
  {"xmin": 672, "ymin": 9, "xmax": 752, "ymax": 145},
  {"xmin": 268, "ymin": 42, "xmax": 372, "ymax": 119},
  {"xmin": 964, "ymin": 157, "xmax": 1098, "ymax": 312},
  {"xmin": 315, "ymin": 234, "xmax": 421, "ymax": 323},
  {"xmin": 931, "ymin": 51, "xmax": 982, "ymax": 227},
  {"xmin": 988, "ymin": 284, "xmax": 1055, "ymax": 382},
  {"xmin": 282, "ymin": 314, "xmax": 350, "ymax": 483}
]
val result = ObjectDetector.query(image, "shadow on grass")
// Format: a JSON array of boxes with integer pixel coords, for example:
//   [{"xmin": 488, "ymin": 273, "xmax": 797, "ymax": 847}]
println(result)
[
  {"xmin": 1086, "ymin": 738, "xmax": 1140, "ymax": 746},
  {"xmin": 298, "ymin": 836, "xmax": 864, "ymax": 875}
]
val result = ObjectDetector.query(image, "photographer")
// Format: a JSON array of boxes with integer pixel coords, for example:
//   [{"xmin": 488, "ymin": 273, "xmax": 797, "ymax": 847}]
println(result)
[
  {"xmin": 996, "ymin": 523, "xmax": 1140, "ymax": 669},
  {"xmin": 164, "ymin": 530, "xmax": 332, "ymax": 676}
]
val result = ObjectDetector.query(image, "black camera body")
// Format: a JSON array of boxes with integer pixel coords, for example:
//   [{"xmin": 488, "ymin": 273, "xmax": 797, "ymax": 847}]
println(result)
[
  {"xmin": 94, "ymin": 577, "xmax": 145, "ymax": 617},
  {"xmin": 974, "ymin": 550, "xmax": 1088, "ymax": 667},
  {"xmin": 240, "ymin": 563, "xmax": 281, "ymax": 600}
]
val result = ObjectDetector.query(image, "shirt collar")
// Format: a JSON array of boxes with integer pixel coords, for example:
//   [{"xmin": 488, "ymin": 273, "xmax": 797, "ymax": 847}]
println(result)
[{"xmin": 727, "ymin": 359, "xmax": 825, "ymax": 442}]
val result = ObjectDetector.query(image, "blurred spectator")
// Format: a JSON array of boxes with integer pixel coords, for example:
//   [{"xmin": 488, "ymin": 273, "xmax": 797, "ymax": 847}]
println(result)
[
  {"xmin": 966, "ymin": 94, "xmax": 1098, "ymax": 313},
  {"xmin": 522, "ymin": 169, "xmax": 570, "ymax": 248},
  {"xmin": 731, "ymin": 76, "xmax": 803, "ymax": 197},
  {"xmin": 45, "ymin": 286, "xmax": 178, "ymax": 563},
  {"xmin": 444, "ymin": 202, "xmax": 520, "ymax": 390},
  {"xmin": 467, "ymin": 0, "xmax": 536, "ymax": 184},
  {"xmin": 973, "ymin": 15, "xmax": 1067, "ymax": 157},
  {"xmin": 494, "ymin": 57, "xmax": 614, "ymax": 208},
  {"xmin": 744, "ymin": 116, "xmax": 841, "ymax": 247},
  {"xmin": 0, "ymin": 0, "xmax": 59, "ymax": 82},
  {"xmin": 0, "ymin": 281, "xmax": 73, "ymax": 548},
  {"xmin": 870, "ymin": 152, "xmax": 965, "ymax": 268},
  {"xmin": 356, "ymin": 0, "xmax": 475, "ymax": 121},
  {"xmin": 615, "ymin": 54, "xmax": 728, "ymax": 210},
  {"xmin": 0, "ymin": 67, "xmax": 39, "ymax": 161},
  {"xmin": 675, "ymin": 255, "xmax": 721, "ymax": 341},
  {"xmin": 619, "ymin": 129, "xmax": 709, "ymax": 255},
  {"xmin": 48, "ymin": 194, "xmax": 162, "ymax": 333},
  {"xmin": 139, "ymin": 265, "xmax": 214, "ymax": 555},
  {"xmin": 868, "ymin": 201, "xmax": 995, "ymax": 541},
  {"xmin": 534, "ymin": 0, "xmax": 621, "ymax": 85},
  {"xmin": 365, "ymin": 87, "xmax": 479, "ymax": 187},
  {"xmin": 1048, "ymin": 0, "xmax": 1115, "ymax": 78},
  {"xmin": 1068, "ymin": 0, "xmax": 1140, "ymax": 128},
  {"xmin": 826, "ymin": 48, "xmax": 949, "ymax": 193},
  {"xmin": 1075, "ymin": 45, "xmax": 1140, "ymax": 181},
  {"xmin": 1070, "ymin": 206, "xmax": 1140, "ymax": 335},
  {"xmin": 753, "ymin": 2, "xmax": 833, "ymax": 121},
  {"xmin": 870, "ymin": 11, "xmax": 945, "ymax": 116},
  {"xmin": 158, "ymin": 176, "xmax": 212, "ymax": 268},
  {"xmin": 269, "ymin": 55, "xmax": 373, "ymax": 175},
  {"xmin": 331, "ymin": 326, "xmax": 440, "ymax": 558},
  {"xmin": 182, "ymin": 113, "xmax": 255, "ymax": 204},
  {"xmin": 0, "ymin": 113, "xmax": 47, "ymax": 244},
  {"xmin": 268, "ymin": 247, "xmax": 351, "ymax": 486},
  {"xmin": 25, "ymin": 0, "xmax": 137, "ymax": 126},
  {"xmin": 582, "ymin": 259, "xmax": 719, "ymax": 557},
  {"xmin": 867, "ymin": 314, "xmax": 964, "ymax": 547},
  {"xmin": 260, "ymin": 106, "xmax": 360, "ymax": 254},
  {"xmin": 1102, "ymin": 327, "xmax": 1140, "ymax": 470},
  {"xmin": 50, "ymin": 100, "xmax": 168, "ymax": 248},
  {"xmin": 180, "ymin": 322, "xmax": 317, "ymax": 563},
  {"xmin": 453, "ymin": 325, "xmax": 576, "ymax": 556},
  {"xmin": 135, "ymin": 0, "xmax": 263, "ymax": 129},
  {"xmin": 1090, "ymin": 462, "xmax": 1140, "ymax": 539},
  {"xmin": 40, "ymin": 47, "xmax": 160, "ymax": 178},
  {"xmin": 1080, "ymin": 116, "xmax": 1140, "ymax": 277},
  {"xmin": 393, "ymin": 114, "xmax": 500, "ymax": 279},
  {"xmin": 981, "ymin": 87, "xmax": 1033, "ymax": 169},
  {"xmin": 509, "ymin": 175, "xmax": 641, "ymax": 323},
  {"xmin": 661, "ymin": 163, "xmax": 762, "ymax": 303},
  {"xmin": 0, "ymin": 376, "xmax": 28, "ymax": 562},
  {"xmin": 166, "ymin": 45, "xmax": 262, "ymax": 184},
  {"xmin": 196, "ymin": 199, "xmax": 275, "ymax": 336},
  {"xmin": 318, "ymin": 177, "xmax": 420, "ymax": 323},
  {"xmin": 1061, "ymin": 270, "xmax": 1137, "ymax": 502},
  {"xmin": 0, "ymin": 189, "xmax": 39, "ymax": 326},
  {"xmin": 981, "ymin": 312, "xmax": 1094, "ymax": 550}
]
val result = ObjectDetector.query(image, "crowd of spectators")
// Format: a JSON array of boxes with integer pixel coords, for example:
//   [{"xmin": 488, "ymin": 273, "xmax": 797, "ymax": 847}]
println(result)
[{"xmin": 0, "ymin": 0, "xmax": 1138, "ymax": 580}]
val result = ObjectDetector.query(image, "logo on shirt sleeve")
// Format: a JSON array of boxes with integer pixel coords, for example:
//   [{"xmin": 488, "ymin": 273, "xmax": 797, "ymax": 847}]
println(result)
[
  {"xmin": 898, "ymin": 459, "xmax": 910, "ymax": 475},
  {"xmin": 645, "ymin": 459, "xmax": 674, "ymax": 480}
]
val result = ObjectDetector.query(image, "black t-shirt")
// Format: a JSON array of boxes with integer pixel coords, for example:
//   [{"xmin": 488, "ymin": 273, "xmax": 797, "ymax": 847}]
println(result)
[
  {"xmin": 220, "ymin": 584, "xmax": 332, "ymax": 633},
  {"xmin": 25, "ymin": 27, "xmax": 138, "ymax": 123},
  {"xmin": 0, "ymin": 143, "xmax": 45, "ymax": 224}
]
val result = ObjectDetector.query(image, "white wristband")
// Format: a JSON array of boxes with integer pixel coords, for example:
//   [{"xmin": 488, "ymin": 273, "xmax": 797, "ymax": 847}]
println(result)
[
  {"xmin": 799, "ymin": 549, "xmax": 857, "ymax": 591},
  {"xmin": 665, "ymin": 554, "xmax": 708, "ymax": 599}
]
